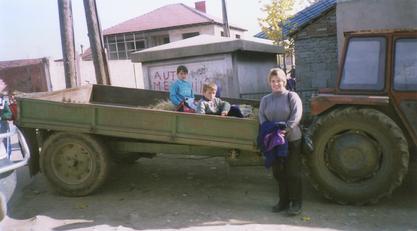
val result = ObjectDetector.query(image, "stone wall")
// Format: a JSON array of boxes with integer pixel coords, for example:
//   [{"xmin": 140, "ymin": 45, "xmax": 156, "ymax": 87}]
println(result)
[{"xmin": 292, "ymin": 8, "xmax": 338, "ymax": 116}]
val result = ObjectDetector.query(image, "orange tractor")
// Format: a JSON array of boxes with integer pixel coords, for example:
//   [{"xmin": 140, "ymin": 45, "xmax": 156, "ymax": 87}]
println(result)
[{"xmin": 306, "ymin": 30, "xmax": 417, "ymax": 204}]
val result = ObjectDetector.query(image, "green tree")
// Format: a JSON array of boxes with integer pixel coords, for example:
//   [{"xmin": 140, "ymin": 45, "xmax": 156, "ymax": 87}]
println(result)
[
  {"xmin": 258, "ymin": 0, "xmax": 295, "ymax": 73},
  {"xmin": 258, "ymin": 0, "xmax": 295, "ymax": 47}
]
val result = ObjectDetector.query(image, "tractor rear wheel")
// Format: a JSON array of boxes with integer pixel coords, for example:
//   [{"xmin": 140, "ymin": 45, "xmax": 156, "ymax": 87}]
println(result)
[{"xmin": 307, "ymin": 107, "xmax": 409, "ymax": 205}]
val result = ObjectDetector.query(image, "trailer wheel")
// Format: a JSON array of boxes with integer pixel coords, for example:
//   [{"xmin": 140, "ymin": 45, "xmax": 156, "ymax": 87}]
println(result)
[
  {"xmin": 308, "ymin": 107, "xmax": 409, "ymax": 205},
  {"xmin": 40, "ymin": 132, "xmax": 110, "ymax": 196}
]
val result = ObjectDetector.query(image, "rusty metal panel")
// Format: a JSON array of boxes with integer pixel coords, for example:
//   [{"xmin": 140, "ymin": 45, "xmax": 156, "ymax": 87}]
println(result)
[
  {"xmin": 399, "ymin": 100, "xmax": 417, "ymax": 145},
  {"xmin": 310, "ymin": 94, "xmax": 389, "ymax": 115}
]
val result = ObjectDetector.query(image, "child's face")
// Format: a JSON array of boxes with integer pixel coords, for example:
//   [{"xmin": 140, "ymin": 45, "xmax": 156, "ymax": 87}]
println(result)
[
  {"xmin": 204, "ymin": 89, "xmax": 217, "ymax": 100},
  {"xmin": 177, "ymin": 71, "xmax": 188, "ymax": 80}
]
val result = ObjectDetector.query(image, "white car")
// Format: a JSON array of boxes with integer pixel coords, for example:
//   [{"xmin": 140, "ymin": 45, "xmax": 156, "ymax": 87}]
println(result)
[{"xmin": 0, "ymin": 126, "xmax": 30, "ymax": 221}]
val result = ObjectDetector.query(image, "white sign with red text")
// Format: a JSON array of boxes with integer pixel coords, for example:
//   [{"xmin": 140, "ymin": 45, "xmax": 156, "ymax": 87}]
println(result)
[{"xmin": 148, "ymin": 60, "xmax": 228, "ymax": 95}]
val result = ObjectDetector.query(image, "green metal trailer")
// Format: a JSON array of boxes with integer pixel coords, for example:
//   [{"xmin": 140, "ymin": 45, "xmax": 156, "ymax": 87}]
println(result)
[{"xmin": 16, "ymin": 84, "xmax": 262, "ymax": 196}]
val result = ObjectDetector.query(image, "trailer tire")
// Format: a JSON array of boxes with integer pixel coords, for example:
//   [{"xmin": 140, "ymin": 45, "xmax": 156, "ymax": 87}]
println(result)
[
  {"xmin": 40, "ymin": 132, "xmax": 110, "ymax": 196},
  {"xmin": 307, "ymin": 107, "xmax": 409, "ymax": 205}
]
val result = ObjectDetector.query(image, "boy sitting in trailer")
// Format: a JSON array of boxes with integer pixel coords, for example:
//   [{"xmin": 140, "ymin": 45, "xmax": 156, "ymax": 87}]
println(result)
[{"xmin": 197, "ymin": 83, "xmax": 231, "ymax": 116}]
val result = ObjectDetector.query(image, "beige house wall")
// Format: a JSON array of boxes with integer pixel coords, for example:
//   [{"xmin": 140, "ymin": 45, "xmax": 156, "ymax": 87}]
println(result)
[{"xmin": 168, "ymin": 25, "xmax": 215, "ymax": 42}]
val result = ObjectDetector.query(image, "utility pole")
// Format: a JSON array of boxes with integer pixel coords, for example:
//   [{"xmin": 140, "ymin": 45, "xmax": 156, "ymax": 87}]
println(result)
[
  {"xmin": 57, "ymin": 0, "xmax": 77, "ymax": 88},
  {"xmin": 83, "ymin": 0, "xmax": 111, "ymax": 85},
  {"xmin": 221, "ymin": 0, "xmax": 230, "ymax": 37}
]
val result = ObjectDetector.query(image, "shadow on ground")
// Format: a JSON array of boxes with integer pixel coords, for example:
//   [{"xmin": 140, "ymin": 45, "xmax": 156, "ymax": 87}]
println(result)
[{"xmin": 5, "ymin": 155, "xmax": 417, "ymax": 231}]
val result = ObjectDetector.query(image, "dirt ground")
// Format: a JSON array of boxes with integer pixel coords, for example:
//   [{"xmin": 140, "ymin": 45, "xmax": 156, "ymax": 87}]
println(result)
[{"xmin": 2, "ymin": 153, "xmax": 417, "ymax": 231}]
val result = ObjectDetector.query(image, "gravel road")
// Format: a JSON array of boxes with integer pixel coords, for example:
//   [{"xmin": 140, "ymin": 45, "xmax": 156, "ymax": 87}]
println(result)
[{"xmin": 2, "ymin": 154, "xmax": 417, "ymax": 231}]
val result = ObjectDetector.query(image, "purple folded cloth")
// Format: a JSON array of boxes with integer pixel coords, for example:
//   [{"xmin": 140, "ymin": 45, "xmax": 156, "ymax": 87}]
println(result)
[
  {"xmin": 258, "ymin": 121, "xmax": 289, "ymax": 168},
  {"xmin": 264, "ymin": 130, "xmax": 286, "ymax": 152}
]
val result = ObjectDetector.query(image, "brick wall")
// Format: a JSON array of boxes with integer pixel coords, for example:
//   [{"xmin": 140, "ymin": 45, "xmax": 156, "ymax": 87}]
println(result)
[
  {"xmin": 0, "ymin": 59, "xmax": 51, "ymax": 93},
  {"xmin": 292, "ymin": 8, "xmax": 338, "ymax": 117}
]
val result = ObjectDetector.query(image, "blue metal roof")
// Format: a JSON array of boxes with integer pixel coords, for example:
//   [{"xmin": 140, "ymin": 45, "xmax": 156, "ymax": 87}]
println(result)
[
  {"xmin": 254, "ymin": 31, "xmax": 268, "ymax": 39},
  {"xmin": 254, "ymin": 0, "xmax": 336, "ymax": 39}
]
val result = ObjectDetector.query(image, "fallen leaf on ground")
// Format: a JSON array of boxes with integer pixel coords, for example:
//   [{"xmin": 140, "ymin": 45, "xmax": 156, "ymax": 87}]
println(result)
[{"xmin": 301, "ymin": 216, "xmax": 311, "ymax": 221}]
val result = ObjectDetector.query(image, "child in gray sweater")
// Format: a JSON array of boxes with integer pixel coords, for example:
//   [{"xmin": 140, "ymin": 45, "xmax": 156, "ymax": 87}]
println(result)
[{"xmin": 197, "ymin": 83, "xmax": 231, "ymax": 116}]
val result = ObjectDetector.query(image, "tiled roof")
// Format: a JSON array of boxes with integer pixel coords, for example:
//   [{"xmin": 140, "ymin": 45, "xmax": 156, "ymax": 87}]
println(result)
[
  {"xmin": 254, "ymin": 0, "xmax": 336, "ymax": 39},
  {"xmin": 283, "ymin": 0, "xmax": 336, "ymax": 37},
  {"xmin": 103, "ymin": 3, "xmax": 246, "ymax": 36}
]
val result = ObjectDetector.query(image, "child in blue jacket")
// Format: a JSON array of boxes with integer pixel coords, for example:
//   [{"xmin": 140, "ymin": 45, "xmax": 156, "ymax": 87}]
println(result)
[{"xmin": 169, "ymin": 65, "xmax": 195, "ymax": 110}]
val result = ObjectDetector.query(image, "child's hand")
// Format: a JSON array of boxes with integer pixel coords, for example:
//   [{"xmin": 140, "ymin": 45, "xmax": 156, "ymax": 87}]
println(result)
[{"xmin": 221, "ymin": 111, "xmax": 228, "ymax": 116}]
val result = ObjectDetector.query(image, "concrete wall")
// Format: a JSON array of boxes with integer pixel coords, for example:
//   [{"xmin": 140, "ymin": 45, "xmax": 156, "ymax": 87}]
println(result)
[
  {"xmin": 168, "ymin": 25, "xmax": 215, "ymax": 42},
  {"xmin": 49, "ymin": 59, "xmax": 144, "ymax": 91},
  {"xmin": 49, "ymin": 60, "xmax": 66, "ymax": 90},
  {"xmin": 142, "ymin": 54, "xmax": 237, "ymax": 97},
  {"xmin": 236, "ymin": 52, "xmax": 278, "ymax": 99},
  {"xmin": 292, "ymin": 8, "xmax": 338, "ymax": 114},
  {"xmin": 168, "ymin": 24, "xmax": 246, "ymax": 41},
  {"xmin": 141, "ymin": 51, "xmax": 276, "ymax": 99},
  {"xmin": 213, "ymin": 25, "xmax": 246, "ymax": 39},
  {"xmin": 337, "ymin": 0, "xmax": 417, "ymax": 57}
]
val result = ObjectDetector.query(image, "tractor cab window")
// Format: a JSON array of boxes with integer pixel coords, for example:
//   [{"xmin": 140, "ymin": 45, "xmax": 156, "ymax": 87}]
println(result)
[
  {"xmin": 393, "ymin": 38, "xmax": 417, "ymax": 91},
  {"xmin": 340, "ymin": 37, "xmax": 386, "ymax": 91}
]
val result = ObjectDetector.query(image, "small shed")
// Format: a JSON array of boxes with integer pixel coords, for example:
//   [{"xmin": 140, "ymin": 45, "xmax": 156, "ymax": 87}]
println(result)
[{"xmin": 131, "ymin": 35, "xmax": 283, "ymax": 99}]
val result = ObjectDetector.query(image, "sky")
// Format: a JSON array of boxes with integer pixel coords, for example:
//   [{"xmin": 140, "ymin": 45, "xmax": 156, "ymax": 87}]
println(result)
[{"xmin": 0, "ymin": 0, "xmax": 310, "ymax": 61}]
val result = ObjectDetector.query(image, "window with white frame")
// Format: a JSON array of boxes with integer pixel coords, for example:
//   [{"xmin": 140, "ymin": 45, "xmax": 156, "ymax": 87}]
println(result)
[{"xmin": 105, "ymin": 33, "xmax": 147, "ymax": 60}]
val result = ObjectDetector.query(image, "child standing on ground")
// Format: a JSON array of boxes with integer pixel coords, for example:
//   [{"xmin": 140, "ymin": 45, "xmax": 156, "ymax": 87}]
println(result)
[
  {"xmin": 169, "ymin": 65, "xmax": 195, "ymax": 110},
  {"xmin": 197, "ymin": 83, "xmax": 231, "ymax": 116}
]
